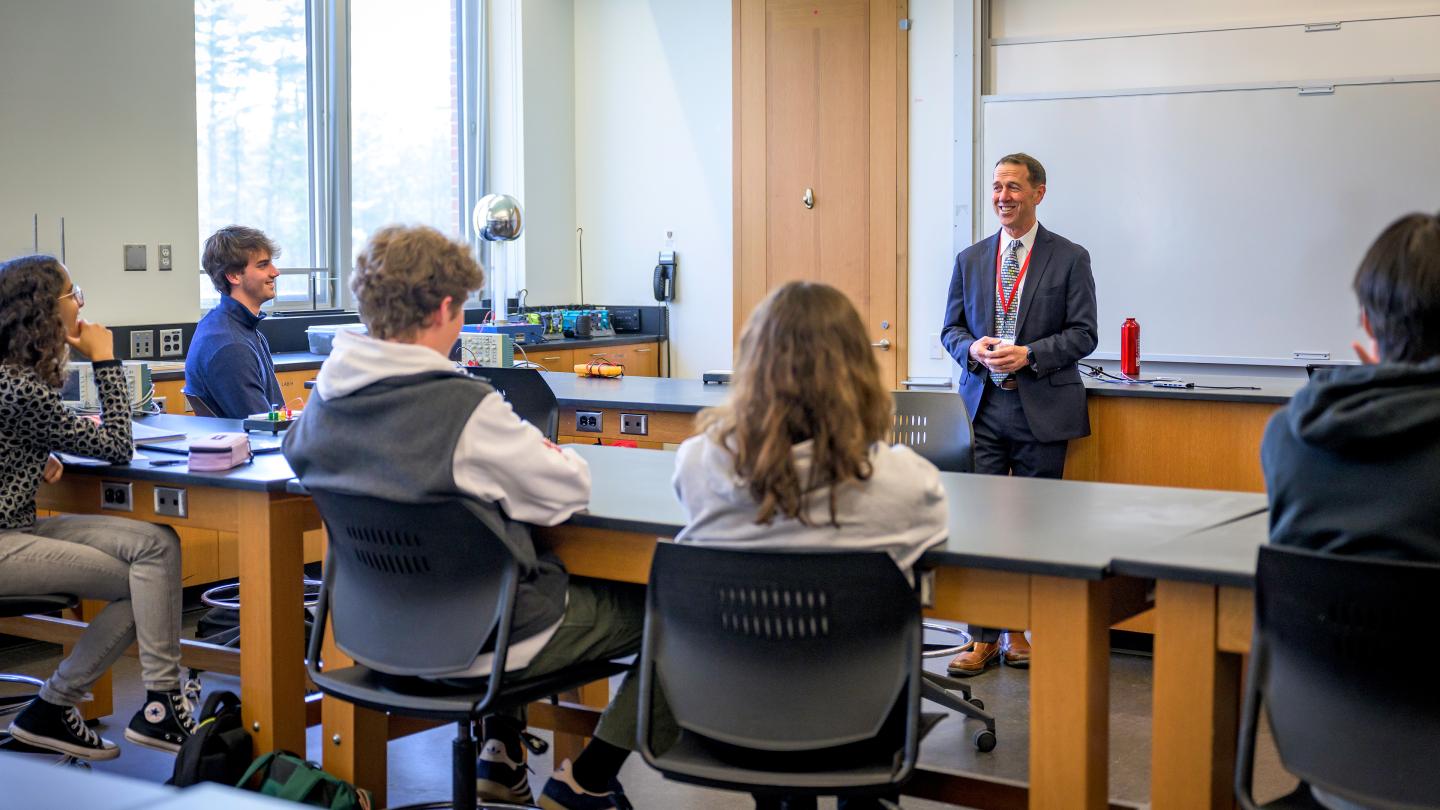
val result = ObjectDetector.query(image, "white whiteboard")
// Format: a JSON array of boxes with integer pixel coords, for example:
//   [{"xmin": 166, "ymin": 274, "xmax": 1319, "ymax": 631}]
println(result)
[{"xmin": 981, "ymin": 78, "xmax": 1440, "ymax": 365}]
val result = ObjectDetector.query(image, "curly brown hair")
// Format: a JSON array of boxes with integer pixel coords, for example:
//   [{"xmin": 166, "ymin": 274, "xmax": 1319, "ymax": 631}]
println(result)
[
  {"xmin": 0, "ymin": 255, "xmax": 70, "ymax": 388},
  {"xmin": 698, "ymin": 282, "xmax": 893, "ymax": 526},
  {"xmin": 352, "ymin": 225, "xmax": 484, "ymax": 340}
]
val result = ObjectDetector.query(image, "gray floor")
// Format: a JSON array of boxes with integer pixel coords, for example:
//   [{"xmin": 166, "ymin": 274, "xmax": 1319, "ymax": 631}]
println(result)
[{"xmin": 0, "ymin": 619, "xmax": 1298, "ymax": 809}]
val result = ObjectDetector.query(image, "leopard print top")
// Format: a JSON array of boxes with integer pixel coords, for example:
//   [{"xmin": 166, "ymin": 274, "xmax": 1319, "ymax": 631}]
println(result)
[{"xmin": 0, "ymin": 361, "xmax": 133, "ymax": 529}]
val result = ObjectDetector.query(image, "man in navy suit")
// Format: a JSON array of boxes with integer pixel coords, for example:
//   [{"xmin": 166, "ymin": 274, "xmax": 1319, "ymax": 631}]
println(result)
[{"xmin": 940, "ymin": 153, "xmax": 1098, "ymax": 675}]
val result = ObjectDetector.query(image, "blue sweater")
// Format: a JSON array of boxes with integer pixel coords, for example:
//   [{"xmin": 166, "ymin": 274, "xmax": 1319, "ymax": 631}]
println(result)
[{"xmin": 185, "ymin": 296, "xmax": 284, "ymax": 418}]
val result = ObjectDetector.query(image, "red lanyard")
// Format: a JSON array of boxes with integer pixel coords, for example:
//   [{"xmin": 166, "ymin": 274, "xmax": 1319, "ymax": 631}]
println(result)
[{"xmin": 995, "ymin": 239, "xmax": 1032, "ymax": 317}]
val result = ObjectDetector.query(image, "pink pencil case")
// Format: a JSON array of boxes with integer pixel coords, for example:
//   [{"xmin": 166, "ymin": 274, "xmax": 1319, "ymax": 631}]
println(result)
[{"xmin": 187, "ymin": 433, "xmax": 253, "ymax": 471}]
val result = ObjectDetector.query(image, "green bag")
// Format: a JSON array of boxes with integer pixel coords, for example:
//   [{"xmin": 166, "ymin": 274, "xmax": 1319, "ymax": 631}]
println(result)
[{"xmin": 237, "ymin": 751, "xmax": 372, "ymax": 810}]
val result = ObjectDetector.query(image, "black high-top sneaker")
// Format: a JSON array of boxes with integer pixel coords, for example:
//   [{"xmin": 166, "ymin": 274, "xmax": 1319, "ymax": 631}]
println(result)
[
  {"xmin": 124, "ymin": 689, "xmax": 198, "ymax": 753},
  {"xmin": 8, "ymin": 698, "xmax": 120, "ymax": 760},
  {"xmin": 475, "ymin": 716, "xmax": 536, "ymax": 804}
]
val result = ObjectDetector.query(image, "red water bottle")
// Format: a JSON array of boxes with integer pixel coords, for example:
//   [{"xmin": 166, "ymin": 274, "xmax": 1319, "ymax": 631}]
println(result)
[{"xmin": 1121, "ymin": 318, "xmax": 1141, "ymax": 377}]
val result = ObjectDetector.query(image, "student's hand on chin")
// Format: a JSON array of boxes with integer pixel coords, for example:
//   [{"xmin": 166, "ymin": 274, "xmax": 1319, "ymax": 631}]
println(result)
[{"xmin": 65, "ymin": 320, "xmax": 116, "ymax": 362}]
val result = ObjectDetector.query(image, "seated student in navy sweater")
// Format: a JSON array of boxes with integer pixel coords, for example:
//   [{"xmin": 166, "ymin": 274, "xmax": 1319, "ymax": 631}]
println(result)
[{"xmin": 184, "ymin": 226, "xmax": 284, "ymax": 418}]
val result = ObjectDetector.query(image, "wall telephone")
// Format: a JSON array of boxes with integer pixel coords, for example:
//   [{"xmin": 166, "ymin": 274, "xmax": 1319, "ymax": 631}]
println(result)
[{"xmin": 653, "ymin": 250, "xmax": 677, "ymax": 302}]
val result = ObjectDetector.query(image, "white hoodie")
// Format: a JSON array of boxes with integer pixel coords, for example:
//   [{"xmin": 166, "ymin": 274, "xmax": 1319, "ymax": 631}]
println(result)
[
  {"xmin": 672, "ymin": 432, "xmax": 949, "ymax": 580},
  {"xmin": 315, "ymin": 329, "xmax": 591, "ymax": 526}
]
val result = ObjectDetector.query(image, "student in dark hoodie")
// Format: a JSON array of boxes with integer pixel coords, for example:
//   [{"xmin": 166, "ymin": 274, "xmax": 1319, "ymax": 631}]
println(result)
[{"xmin": 1262, "ymin": 210, "xmax": 1440, "ymax": 561}]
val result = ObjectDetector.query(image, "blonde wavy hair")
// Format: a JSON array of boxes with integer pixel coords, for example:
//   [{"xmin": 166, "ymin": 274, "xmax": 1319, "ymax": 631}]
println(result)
[
  {"xmin": 698, "ymin": 282, "xmax": 893, "ymax": 526},
  {"xmin": 352, "ymin": 225, "xmax": 484, "ymax": 340}
]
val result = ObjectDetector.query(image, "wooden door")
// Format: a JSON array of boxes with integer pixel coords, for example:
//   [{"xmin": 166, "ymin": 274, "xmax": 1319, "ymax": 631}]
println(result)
[{"xmin": 735, "ymin": 0, "xmax": 908, "ymax": 387}]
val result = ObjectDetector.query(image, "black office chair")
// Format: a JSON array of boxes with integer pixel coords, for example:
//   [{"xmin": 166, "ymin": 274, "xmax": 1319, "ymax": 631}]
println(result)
[
  {"xmin": 636, "ymin": 543, "xmax": 940, "ymax": 802},
  {"xmin": 1235, "ymin": 546, "xmax": 1440, "ymax": 809},
  {"xmin": 890, "ymin": 390, "xmax": 974, "ymax": 474},
  {"xmin": 182, "ymin": 390, "xmax": 219, "ymax": 417},
  {"xmin": 305, "ymin": 489, "xmax": 630, "ymax": 810},
  {"xmin": 463, "ymin": 367, "xmax": 560, "ymax": 441},
  {"xmin": 0, "ymin": 594, "xmax": 81, "ymax": 762},
  {"xmin": 889, "ymin": 390, "xmax": 996, "ymax": 751}
]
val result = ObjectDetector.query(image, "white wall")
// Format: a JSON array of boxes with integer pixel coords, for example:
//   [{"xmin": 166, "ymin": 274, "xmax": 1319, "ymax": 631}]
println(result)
[
  {"xmin": 0, "ymin": 0, "xmax": 201, "ymax": 327},
  {"xmin": 906, "ymin": 0, "xmax": 976, "ymax": 381},
  {"xmin": 572, "ymin": 0, "xmax": 733, "ymax": 378},
  {"xmin": 518, "ymin": 0, "xmax": 578, "ymax": 306}
]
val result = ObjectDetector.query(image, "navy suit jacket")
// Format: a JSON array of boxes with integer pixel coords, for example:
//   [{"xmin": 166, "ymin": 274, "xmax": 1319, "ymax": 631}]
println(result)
[{"xmin": 940, "ymin": 224, "xmax": 1098, "ymax": 443}]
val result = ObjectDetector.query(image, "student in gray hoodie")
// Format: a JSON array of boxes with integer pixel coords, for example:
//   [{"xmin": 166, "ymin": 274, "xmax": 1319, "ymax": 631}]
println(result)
[
  {"xmin": 1262, "ymin": 210, "xmax": 1440, "ymax": 562},
  {"xmin": 283, "ymin": 225, "xmax": 647, "ymax": 810},
  {"xmin": 672, "ymin": 281, "xmax": 948, "ymax": 810}
]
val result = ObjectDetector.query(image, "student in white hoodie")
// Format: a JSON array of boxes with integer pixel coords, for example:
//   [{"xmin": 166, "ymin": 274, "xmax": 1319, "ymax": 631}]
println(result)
[
  {"xmin": 672, "ymin": 281, "xmax": 949, "ymax": 810},
  {"xmin": 283, "ymin": 225, "xmax": 650, "ymax": 810}
]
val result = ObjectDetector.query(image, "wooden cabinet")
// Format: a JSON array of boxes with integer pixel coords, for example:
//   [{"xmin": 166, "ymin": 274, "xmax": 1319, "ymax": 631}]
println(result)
[
  {"xmin": 527, "ymin": 348, "xmax": 574, "ymax": 372},
  {"xmin": 277, "ymin": 370, "xmax": 315, "ymax": 409},
  {"xmin": 151, "ymin": 369, "xmax": 318, "ymax": 415},
  {"xmin": 580, "ymin": 342, "xmax": 660, "ymax": 377}
]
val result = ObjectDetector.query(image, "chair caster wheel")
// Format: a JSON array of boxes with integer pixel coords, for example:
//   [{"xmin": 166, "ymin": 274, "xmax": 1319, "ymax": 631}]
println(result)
[
  {"xmin": 974, "ymin": 728, "xmax": 997, "ymax": 752},
  {"xmin": 968, "ymin": 697, "xmax": 985, "ymax": 711}
]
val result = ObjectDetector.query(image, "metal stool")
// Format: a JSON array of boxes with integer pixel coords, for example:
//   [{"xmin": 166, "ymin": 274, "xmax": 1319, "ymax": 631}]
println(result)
[
  {"xmin": 921, "ymin": 621, "xmax": 998, "ymax": 752},
  {"xmin": 0, "ymin": 594, "xmax": 85, "ymax": 765}
]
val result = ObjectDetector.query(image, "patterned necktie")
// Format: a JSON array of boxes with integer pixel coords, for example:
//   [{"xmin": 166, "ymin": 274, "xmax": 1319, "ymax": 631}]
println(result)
[{"xmin": 991, "ymin": 239, "xmax": 1024, "ymax": 385}]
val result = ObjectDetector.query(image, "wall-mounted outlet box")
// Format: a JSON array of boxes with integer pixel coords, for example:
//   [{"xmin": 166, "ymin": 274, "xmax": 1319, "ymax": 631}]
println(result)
[
  {"xmin": 160, "ymin": 329, "xmax": 183, "ymax": 357},
  {"xmin": 124, "ymin": 244, "xmax": 146, "ymax": 271},
  {"xmin": 620, "ymin": 413, "xmax": 649, "ymax": 435},
  {"xmin": 101, "ymin": 481, "xmax": 133, "ymax": 512},
  {"xmin": 130, "ymin": 330, "xmax": 154, "ymax": 359},
  {"xmin": 158, "ymin": 244, "xmax": 173, "ymax": 271},
  {"xmin": 576, "ymin": 410, "xmax": 603, "ymax": 433}
]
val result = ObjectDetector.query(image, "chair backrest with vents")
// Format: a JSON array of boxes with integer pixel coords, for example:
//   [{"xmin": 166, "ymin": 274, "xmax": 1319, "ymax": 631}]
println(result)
[
  {"xmin": 1251, "ymin": 545, "xmax": 1440, "ymax": 807},
  {"xmin": 309, "ymin": 490, "xmax": 519, "ymax": 677},
  {"xmin": 641, "ymin": 543, "xmax": 920, "ymax": 753},
  {"xmin": 890, "ymin": 391, "xmax": 972, "ymax": 473},
  {"xmin": 463, "ymin": 367, "xmax": 559, "ymax": 440}
]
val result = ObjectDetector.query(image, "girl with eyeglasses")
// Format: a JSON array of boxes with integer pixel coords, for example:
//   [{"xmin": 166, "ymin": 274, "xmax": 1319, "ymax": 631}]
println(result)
[{"xmin": 0, "ymin": 254, "xmax": 195, "ymax": 759}]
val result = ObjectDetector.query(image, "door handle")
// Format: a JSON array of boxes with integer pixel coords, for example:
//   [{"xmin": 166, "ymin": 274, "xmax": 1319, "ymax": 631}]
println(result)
[
  {"xmin": 803, "ymin": 188, "xmax": 814, "ymax": 209},
  {"xmin": 871, "ymin": 339, "xmax": 891, "ymax": 350}
]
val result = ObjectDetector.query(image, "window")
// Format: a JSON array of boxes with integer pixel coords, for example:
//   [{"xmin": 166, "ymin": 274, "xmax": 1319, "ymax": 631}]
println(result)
[
  {"xmin": 350, "ymin": 0, "xmax": 463, "ymax": 252},
  {"xmin": 195, "ymin": 0, "xmax": 321, "ymax": 311},
  {"xmin": 194, "ymin": 0, "xmax": 484, "ymax": 313}
]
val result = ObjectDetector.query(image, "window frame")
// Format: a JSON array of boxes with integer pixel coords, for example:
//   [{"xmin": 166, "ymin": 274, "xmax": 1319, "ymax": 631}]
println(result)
[{"xmin": 197, "ymin": 0, "xmax": 487, "ymax": 314}]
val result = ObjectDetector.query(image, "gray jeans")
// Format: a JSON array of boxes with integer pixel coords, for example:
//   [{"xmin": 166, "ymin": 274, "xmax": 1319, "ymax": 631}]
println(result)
[{"xmin": 0, "ymin": 514, "xmax": 183, "ymax": 706}]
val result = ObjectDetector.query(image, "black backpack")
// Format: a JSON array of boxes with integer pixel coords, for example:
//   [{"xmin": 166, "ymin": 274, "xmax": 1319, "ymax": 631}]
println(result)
[{"xmin": 169, "ymin": 690, "xmax": 254, "ymax": 787}]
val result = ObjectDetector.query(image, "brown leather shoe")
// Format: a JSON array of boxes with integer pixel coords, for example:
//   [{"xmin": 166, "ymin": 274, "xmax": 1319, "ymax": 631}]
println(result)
[
  {"xmin": 1001, "ymin": 631, "xmax": 1031, "ymax": 668},
  {"xmin": 946, "ymin": 641, "xmax": 1001, "ymax": 677}
]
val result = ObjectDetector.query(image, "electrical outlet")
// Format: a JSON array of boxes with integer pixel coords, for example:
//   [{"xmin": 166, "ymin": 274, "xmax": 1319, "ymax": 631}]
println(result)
[
  {"xmin": 575, "ymin": 410, "xmax": 603, "ymax": 433},
  {"xmin": 124, "ymin": 244, "xmax": 146, "ymax": 271},
  {"xmin": 160, "ymin": 328, "xmax": 183, "ymax": 357},
  {"xmin": 158, "ymin": 243, "xmax": 173, "ymax": 271},
  {"xmin": 130, "ymin": 329, "xmax": 154, "ymax": 359},
  {"xmin": 154, "ymin": 486, "xmax": 188, "ymax": 518},
  {"xmin": 620, "ymin": 413, "xmax": 649, "ymax": 435},
  {"xmin": 101, "ymin": 481, "xmax": 133, "ymax": 512},
  {"xmin": 929, "ymin": 333, "xmax": 943, "ymax": 360}
]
